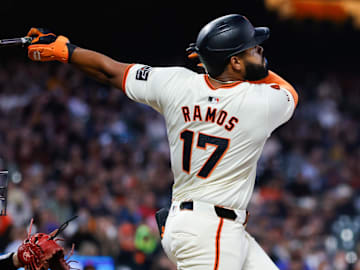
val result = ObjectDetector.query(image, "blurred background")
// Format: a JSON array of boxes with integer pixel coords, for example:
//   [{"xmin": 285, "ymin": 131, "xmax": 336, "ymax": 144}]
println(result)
[{"xmin": 0, "ymin": 0, "xmax": 360, "ymax": 269}]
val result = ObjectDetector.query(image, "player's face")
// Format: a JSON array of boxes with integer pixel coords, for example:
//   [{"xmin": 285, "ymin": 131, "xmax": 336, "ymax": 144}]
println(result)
[{"xmin": 241, "ymin": 45, "xmax": 269, "ymax": 81}]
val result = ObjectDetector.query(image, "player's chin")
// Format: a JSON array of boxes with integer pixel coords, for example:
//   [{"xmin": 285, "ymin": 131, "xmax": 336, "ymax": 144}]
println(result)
[{"xmin": 244, "ymin": 60, "xmax": 269, "ymax": 81}]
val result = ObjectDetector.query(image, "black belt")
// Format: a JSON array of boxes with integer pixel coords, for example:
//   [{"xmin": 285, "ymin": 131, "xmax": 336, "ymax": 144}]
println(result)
[{"xmin": 180, "ymin": 201, "xmax": 237, "ymax": 221}]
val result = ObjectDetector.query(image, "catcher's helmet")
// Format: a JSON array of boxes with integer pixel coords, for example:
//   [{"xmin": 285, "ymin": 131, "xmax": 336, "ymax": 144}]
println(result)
[{"xmin": 187, "ymin": 14, "xmax": 270, "ymax": 77}]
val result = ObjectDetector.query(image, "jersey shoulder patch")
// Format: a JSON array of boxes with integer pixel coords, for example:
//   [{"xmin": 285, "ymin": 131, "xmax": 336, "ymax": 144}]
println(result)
[{"xmin": 136, "ymin": 66, "xmax": 152, "ymax": 81}]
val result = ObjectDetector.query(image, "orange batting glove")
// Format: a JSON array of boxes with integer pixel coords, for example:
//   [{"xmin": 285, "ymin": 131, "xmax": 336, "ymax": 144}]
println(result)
[{"xmin": 27, "ymin": 28, "xmax": 77, "ymax": 63}]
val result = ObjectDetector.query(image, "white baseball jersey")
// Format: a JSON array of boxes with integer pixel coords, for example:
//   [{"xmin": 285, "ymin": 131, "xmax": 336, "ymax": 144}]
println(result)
[{"xmin": 123, "ymin": 64, "xmax": 297, "ymax": 210}]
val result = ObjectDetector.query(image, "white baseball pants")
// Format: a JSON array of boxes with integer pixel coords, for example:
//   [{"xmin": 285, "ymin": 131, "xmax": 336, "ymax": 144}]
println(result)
[{"xmin": 161, "ymin": 201, "xmax": 279, "ymax": 270}]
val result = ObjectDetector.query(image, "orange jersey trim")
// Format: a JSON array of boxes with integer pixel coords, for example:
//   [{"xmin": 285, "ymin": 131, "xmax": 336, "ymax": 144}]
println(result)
[
  {"xmin": 121, "ymin": 64, "xmax": 135, "ymax": 94},
  {"xmin": 213, "ymin": 218, "xmax": 224, "ymax": 270},
  {"xmin": 204, "ymin": 75, "xmax": 243, "ymax": 90},
  {"xmin": 204, "ymin": 71, "xmax": 298, "ymax": 107},
  {"xmin": 250, "ymin": 71, "xmax": 299, "ymax": 107}
]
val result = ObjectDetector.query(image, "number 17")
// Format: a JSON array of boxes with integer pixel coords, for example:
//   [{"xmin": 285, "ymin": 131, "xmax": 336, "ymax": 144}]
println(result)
[{"xmin": 180, "ymin": 130, "xmax": 230, "ymax": 179}]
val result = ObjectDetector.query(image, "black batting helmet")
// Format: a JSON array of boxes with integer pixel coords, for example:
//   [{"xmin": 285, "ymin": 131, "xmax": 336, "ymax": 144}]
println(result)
[{"xmin": 187, "ymin": 14, "xmax": 270, "ymax": 78}]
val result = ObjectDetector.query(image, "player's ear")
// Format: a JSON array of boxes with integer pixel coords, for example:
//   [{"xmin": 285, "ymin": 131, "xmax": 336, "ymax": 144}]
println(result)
[{"xmin": 229, "ymin": 55, "xmax": 243, "ymax": 72}]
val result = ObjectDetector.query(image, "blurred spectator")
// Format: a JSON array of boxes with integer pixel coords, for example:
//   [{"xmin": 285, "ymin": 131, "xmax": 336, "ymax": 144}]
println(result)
[
  {"xmin": 4, "ymin": 225, "xmax": 27, "ymax": 254},
  {"xmin": 7, "ymin": 187, "xmax": 32, "ymax": 227},
  {"xmin": 46, "ymin": 183, "xmax": 73, "ymax": 224}
]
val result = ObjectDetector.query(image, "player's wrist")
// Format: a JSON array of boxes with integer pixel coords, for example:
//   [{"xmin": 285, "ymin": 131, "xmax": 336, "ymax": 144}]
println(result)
[
  {"xmin": 66, "ymin": 43, "xmax": 78, "ymax": 63},
  {"xmin": 12, "ymin": 252, "xmax": 23, "ymax": 268}
]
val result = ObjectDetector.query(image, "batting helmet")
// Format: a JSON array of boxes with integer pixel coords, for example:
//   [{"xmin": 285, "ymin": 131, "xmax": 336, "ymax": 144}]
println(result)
[{"xmin": 187, "ymin": 14, "xmax": 270, "ymax": 78}]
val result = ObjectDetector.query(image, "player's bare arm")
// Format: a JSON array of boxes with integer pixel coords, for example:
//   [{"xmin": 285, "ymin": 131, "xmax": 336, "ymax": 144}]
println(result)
[
  {"xmin": 70, "ymin": 48, "xmax": 129, "ymax": 90},
  {"xmin": 26, "ymin": 28, "xmax": 130, "ymax": 91}
]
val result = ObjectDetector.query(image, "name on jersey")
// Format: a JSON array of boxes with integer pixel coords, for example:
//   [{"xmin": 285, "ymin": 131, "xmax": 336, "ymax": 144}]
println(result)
[{"xmin": 181, "ymin": 105, "xmax": 239, "ymax": 132}]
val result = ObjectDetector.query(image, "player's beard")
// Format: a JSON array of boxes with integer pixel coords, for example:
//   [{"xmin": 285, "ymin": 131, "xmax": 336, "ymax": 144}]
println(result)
[{"xmin": 243, "ymin": 57, "xmax": 269, "ymax": 81}]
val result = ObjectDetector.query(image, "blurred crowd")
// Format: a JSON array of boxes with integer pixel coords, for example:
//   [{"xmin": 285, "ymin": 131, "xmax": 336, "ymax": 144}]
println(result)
[{"xmin": 0, "ymin": 60, "xmax": 359, "ymax": 270}]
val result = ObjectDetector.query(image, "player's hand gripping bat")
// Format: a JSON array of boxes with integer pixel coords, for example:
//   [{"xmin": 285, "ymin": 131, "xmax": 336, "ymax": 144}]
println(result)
[{"xmin": 1, "ymin": 28, "xmax": 77, "ymax": 63}]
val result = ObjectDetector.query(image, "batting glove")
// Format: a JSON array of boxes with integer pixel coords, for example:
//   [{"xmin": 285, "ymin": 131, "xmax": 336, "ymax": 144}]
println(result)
[{"xmin": 27, "ymin": 28, "xmax": 77, "ymax": 63}]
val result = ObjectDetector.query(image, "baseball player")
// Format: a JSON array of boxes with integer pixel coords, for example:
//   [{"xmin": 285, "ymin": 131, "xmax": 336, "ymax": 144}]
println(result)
[{"xmin": 25, "ymin": 14, "xmax": 298, "ymax": 269}]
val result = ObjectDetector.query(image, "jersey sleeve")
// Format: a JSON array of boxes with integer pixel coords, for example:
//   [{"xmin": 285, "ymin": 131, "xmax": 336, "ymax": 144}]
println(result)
[
  {"xmin": 122, "ymin": 64, "xmax": 188, "ymax": 114},
  {"xmin": 260, "ymin": 71, "xmax": 299, "ymax": 134}
]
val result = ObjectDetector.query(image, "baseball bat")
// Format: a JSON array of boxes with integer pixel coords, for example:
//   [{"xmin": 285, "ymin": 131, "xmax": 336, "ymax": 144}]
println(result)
[{"xmin": 0, "ymin": 36, "xmax": 33, "ymax": 47}]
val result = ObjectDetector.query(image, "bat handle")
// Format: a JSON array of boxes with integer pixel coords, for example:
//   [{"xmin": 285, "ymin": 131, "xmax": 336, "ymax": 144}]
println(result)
[{"xmin": 0, "ymin": 37, "xmax": 33, "ymax": 47}]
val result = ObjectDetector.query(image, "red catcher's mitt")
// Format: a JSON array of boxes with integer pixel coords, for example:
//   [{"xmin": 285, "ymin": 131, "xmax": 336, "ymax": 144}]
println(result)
[{"xmin": 17, "ymin": 218, "xmax": 76, "ymax": 270}]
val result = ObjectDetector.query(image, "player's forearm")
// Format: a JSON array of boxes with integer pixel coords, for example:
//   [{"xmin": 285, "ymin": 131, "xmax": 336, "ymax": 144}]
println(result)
[{"xmin": 70, "ymin": 47, "xmax": 129, "ymax": 90}]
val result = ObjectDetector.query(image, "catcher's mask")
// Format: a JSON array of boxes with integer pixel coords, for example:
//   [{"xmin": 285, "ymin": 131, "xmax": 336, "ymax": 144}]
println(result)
[{"xmin": 187, "ymin": 14, "xmax": 270, "ymax": 78}]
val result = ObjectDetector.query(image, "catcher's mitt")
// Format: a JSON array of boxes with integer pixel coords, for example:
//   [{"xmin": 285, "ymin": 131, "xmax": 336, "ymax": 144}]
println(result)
[{"xmin": 17, "ymin": 217, "xmax": 77, "ymax": 270}]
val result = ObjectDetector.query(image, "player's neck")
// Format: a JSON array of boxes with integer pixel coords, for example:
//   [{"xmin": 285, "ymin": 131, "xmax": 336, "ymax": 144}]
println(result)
[
  {"xmin": 209, "ymin": 67, "xmax": 246, "ymax": 85},
  {"xmin": 208, "ymin": 74, "xmax": 244, "ymax": 87}
]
